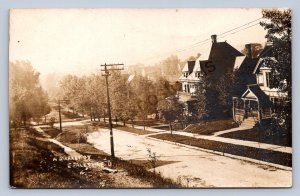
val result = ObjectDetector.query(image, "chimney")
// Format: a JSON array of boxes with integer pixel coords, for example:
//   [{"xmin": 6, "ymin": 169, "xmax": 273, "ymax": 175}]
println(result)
[
  {"xmin": 211, "ymin": 34, "xmax": 217, "ymax": 44},
  {"xmin": 245, "ymin": 44, "xmax": 252, "ymax": 59}
]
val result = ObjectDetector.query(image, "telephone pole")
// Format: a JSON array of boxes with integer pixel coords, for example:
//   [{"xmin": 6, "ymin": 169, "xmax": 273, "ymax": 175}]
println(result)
[
  {"xmin": 101, "ymin": 63, "xmax": 124, "ymax": 158},
  {"xmin": 57, "ymin": 99, "xmax": 69, "ymax": 131}
]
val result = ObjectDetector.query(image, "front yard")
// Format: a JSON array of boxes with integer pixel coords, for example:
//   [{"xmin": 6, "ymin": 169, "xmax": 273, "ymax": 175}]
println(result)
[
  {"xmin": 219, "ymin": 127, "xmax": 292, "ymax": 147},
  {"xmin": 184, "ymin": 119, "xmax": 238, "ymax": 135}
]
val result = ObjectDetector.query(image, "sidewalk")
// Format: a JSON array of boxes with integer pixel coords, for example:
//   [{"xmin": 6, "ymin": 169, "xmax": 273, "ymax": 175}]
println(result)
[{"xmin": 113, "ymin": 121, "xmax": 292, "ymax": 154}]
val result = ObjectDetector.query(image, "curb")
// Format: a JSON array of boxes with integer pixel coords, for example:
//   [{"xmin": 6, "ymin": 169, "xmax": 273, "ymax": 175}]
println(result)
[{"xmin": 146, "ymin": 135, "xmax": 292, "ymax": 171}]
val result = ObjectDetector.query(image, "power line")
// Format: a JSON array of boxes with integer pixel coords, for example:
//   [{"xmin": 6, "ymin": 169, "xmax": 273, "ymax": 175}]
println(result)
[{"xmin": 136, "ymin": 17, "xmax": 264, "ymax": 63}]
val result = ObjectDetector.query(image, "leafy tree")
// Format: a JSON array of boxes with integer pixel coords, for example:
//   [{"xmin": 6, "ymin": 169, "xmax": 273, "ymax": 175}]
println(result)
[
  {"xmin": 241, "ymin": 43, "xmax": 263, "ymax": 58},
  {"xmin": 160, "ymin": 55, "xmax": 181, "ymax": 76},
  {"xmin": 9, "ymin": 61, "xmax": 51, "ymax": 127},
  {"xmin": 131, "ymin": 76, "xmax": 157, "ymax": 129},
  {"xmin": 155, "ymin": 77, "xmax": 178, "ymax": 101},
  {"xmin": 110, "ymin": 71, "xmax": 131, "ymax": 125},
  {"xmin": 85, "ymin": 74, "xmax": 106, "ymax": 121},
  {"xmin": 260, "ymin": 9, "xmax": 292, "ymax": 144},
  {"xmin": 158, "ymin": 96, "xmax": 184, "ymax": 134},
  {"xmin": 215, "ymin": 71, "xmax": 236, "ymax": 118},
  {"xmin": 191, "ymin": 80, "xmax": 208, "ymax": 121}
]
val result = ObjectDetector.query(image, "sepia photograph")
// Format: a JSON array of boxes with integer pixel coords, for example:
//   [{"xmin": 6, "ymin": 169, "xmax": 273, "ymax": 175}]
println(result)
[{"xmin": 9, "ymin": 8, "xmax": 292, "ymax": 188}]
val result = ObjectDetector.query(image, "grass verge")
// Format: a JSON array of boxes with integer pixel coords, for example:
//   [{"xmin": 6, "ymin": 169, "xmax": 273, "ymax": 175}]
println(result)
[
  {"xmin": 10, "ymin": 128, "xmax": 113, "ymax": 188},
  {"xmin": 219, "ymin": 127, "xmax": 292, "ymax": 147},
  {"xmin": 40, "ymin": 127, "xmax": 61, "ymax": 138},
  {"xmin": 150, "ymin": 133, "xmax": 292, "ymax": 167},
  {"xmin": 184, "ymin": 119, "xmax": 238, "ymax": 135},
  {"xmin": 117, "ymin": 126, "xmax": 154, "ymax": 135}
]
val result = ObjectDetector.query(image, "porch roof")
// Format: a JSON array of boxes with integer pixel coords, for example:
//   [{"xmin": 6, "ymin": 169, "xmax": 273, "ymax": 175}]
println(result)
[{"xmin": 241, "ymin": 84, "xmax": 272, "ymax": 108}]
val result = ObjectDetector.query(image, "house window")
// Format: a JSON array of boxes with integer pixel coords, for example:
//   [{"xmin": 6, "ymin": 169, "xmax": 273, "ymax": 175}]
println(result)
[
  {"xmin": 184, "ymin": 72, "xmax": 189, "ymax": 78},
  {"xmin": 195, "ymin": 72, "xmax": 201, "ymax": 78},
  {"xmin": 257, "ymin": 73, "xmax": 264, "ymax": 86},
  {"xmin": 266, "ymin": 72, "xmax": 271, "ymax": 88}
]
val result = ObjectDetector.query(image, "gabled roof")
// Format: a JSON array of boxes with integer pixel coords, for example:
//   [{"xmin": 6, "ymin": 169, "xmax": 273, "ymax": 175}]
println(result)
[
  {"xmin": 234, "ymin": 56, "xmax": 259, "ymax": 73},
  {"xmin": 234, "ymin": 56, "xmax": 247, "ymax": 70},
  {"xmin": 182, "ymin": 61, "xmax": 195, "ymax": 73},
  {"xmin": 209, "ymin": 42, "xmax": 244, "ymax": 61},
  {"xmin": 241, "ymin": 84, "xmax": 272, "ymax": 108},
  {"xmin": 258, "ymin": 43, "xmax": 273, "ymax": 58},
  {"xmin": 253, "ymin": 43, "xmax": 276, "ymax": 74},
  {"xmin": 253, "ymin": 57, "xmax": 276, "ymax": 74}
]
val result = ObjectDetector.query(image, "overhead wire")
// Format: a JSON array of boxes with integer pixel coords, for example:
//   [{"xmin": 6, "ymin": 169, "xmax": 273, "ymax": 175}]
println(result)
[{"xmin": 135, "ymin": 17, "xmax": 264, "ymax": 63}]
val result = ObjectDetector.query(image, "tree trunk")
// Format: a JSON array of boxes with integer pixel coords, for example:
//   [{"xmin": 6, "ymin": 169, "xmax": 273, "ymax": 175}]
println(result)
[
  {"xmin": 131, "ymin": 119, "xmax": 134, "ymax": 128},
  {"xmin": 97, "ymin": 111, "xmax": 100, "ymax": 122},
  {"xmin": 104, "ymin": 110, "xmax": 106, "ymax": 122},
  {"xmin": 90, "ymin": 107, "xmax": 92, "ymax": 121},
  {"xmin": 123, "ymin": 120, "xmax": 126, "ymax": 126},
  {"xmin": 169, "ymin": 122, "xmax": 172, "ymax": 135}
]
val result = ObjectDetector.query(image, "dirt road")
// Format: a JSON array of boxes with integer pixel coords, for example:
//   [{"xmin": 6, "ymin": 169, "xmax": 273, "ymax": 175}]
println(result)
[{"xmin": 88, "ymin": 128, "xmax": 292, "ymax": 187}]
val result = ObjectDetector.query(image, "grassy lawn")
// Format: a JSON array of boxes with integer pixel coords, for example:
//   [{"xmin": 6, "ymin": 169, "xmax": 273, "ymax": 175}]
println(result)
[
  {"xmin": 219, "ymin": 127, "xmax": 292, "ymax": 147},
  {"xmin": 150, "ymin": 133, "xmax": 291, "ymax": 167},
  {"xmin": 10, "ymin": 128, "xmax": 113, "ymax": 188},
  {"xmin": 132, "ymin": 120, "xmax": 159, "ymax": 127},
  {"xmin": 61, "ymin": 111, "xmax": 85, "ymax": 119},
  {"xmin": 184, "ymin": 119, "xmax": 238, "ymax": 135},
  {"xmin": 117, "ymin": 126, "xmax": 154, "ymax": 135},
  {"xmin": 40, "ymin": 127, "xmax": 61, "ymax": 138},
  {"xmin": 128, "ymin": 160, "xmax": 178, "ymax": 170}
]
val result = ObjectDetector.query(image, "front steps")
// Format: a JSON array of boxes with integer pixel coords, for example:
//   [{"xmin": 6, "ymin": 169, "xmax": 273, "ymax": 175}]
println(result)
[{"xmin": 240, "ymin": 117, "xmax": 257, "ymax": 129}]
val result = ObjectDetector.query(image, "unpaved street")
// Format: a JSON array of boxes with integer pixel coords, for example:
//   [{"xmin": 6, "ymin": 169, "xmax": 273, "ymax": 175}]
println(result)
[{"xmin": 88, "ymin": 128, "xmax": 292, "ymax": 187}]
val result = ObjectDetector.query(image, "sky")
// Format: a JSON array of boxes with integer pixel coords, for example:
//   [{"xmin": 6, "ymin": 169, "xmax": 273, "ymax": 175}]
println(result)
[{"xmin": 9, "ymin": 8, "xmax": 268, "ymax": 77}]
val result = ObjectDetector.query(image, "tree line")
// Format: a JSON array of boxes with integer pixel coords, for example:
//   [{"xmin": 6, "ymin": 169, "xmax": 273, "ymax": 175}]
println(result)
[
  {"xmin": 59, "ymin": 71, "xmax": 182, "ymax": 127},
  {"xmin": 9, "ymin": 61, "xmax": 51, "ymax": 128}
]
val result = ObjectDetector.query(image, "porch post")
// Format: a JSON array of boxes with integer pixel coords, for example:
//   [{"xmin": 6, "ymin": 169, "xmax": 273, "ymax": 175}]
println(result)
[
  {"xmin": 243, "ymin": 99, "xmax": 247, "ymax": 118},
  {"xmin": 232, "ymin": 97, "xmax": 236, "ymax": 121},
  {"xmin": 257, "ymin": 99, "xmax": 261, "ymax": 122}
]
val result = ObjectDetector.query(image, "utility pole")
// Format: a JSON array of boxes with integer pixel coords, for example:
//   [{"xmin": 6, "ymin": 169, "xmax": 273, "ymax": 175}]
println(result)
[
  {"xmin": 58, "ymin": 99, "xmax": 69, "ymax": 132},
  {"xmin": 58, "ymin": 100, "xmax": 62, "ymax": 131},
  {"xmin": 101, "ymin": 63, "xmax": 124, "ymax": 158}
]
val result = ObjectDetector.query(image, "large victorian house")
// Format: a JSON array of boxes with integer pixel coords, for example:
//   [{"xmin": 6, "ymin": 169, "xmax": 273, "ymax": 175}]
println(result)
[
  {"xmin": 178, "ymin": 34, "xmax": 286, "ymax": 126},
  {"xmin": 178, "ymin": 34, "xmax": 243, "ymax": 112},
  {"xmin": 232, "ymin": 42, "xmax": 287, "ymax": 125}
]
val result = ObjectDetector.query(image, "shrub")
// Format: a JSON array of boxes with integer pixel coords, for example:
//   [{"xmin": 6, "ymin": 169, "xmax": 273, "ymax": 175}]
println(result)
[{"xmin": 49, "ymin": 117, "xmax": 56, "ymax": 128}]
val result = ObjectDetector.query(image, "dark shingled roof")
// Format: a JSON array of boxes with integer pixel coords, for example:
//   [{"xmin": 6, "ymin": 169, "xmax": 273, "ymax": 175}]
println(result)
[
  {"xmin": 233, "ymin": 57, "xmax": 259, "ymax": 96},
  {"xmin": 187, "ymin": 61, "xmax": 195, "ymax": 74},
  {"xmin": 241, "ymin": 57, "xmax": 259, "ymax": 74},
  {"xmin": 207, "ymin": 42, "xmax": 244, "ymax": 82},
  {"xmin": 209, "ymin": 42, "xmax": 244, "ymax": 60},
  {"xmin": 258, "ymin": 44, "xmax": 273, "ymax": 58}
]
